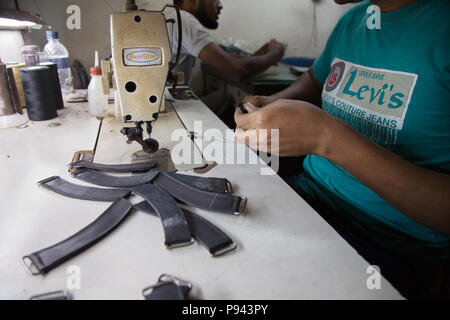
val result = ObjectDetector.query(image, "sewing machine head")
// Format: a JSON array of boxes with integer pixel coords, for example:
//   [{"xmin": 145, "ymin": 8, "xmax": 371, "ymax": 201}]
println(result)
[{"xmin": 108, "ymin": 0, "xmax": 179, "ymax": 153}]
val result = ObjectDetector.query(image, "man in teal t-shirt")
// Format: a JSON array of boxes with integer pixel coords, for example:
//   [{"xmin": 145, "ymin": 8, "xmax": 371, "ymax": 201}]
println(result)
[
  {"xmin": 234, "ymin": 0, "xmax": 450, "ymax": 298},
  {"xmin": 302, "ymin": 0, "xmax": 450, "ymax": 245}
]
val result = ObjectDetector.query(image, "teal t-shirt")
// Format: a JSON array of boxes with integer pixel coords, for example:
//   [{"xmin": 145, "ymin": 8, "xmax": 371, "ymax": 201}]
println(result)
[{"xmin": 299, "ymin": 0, "xmax": 450, "ymax": 247}]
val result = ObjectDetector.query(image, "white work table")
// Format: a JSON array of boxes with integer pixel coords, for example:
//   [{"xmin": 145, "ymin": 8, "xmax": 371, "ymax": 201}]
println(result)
[{"xmin": 0, "ymin": 97, "xmax": 402, "ymax": 300}]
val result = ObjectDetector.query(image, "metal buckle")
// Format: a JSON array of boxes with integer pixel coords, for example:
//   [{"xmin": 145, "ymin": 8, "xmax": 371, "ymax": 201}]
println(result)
[
  {"xmin": 235, "ymin": 197, "xmax": 247, "ymax": 215},
  {"xmin": 68, "ymin": 150, "xmax": 94, "ymax": 174},
  {"xmin": 142, "ymin": 274, "xmax": 192, "ymax": 298},
  {"xmin": 37, "ymin": 176, "xmax": 58, "ymax": 187},
  {"xmin": 158, "ymin": 274, "xmax": 193, "ymax": 289},
  {"xmin": 22, "ymin": 256, "xmax": 41, "ymax": 276},
  {"xmin": 211, "ymin": 242, "xmax": 237, "ymax": 257},
  {"xmin": 165, "ymin": 238, "xmax": 194, "ymax": 250},
  {"xmin": 29, "ymin": 290, "xmax": 70, "ymax": 300},
  {"xmin": 226, "ymin": 180, "xmax": 233, "ymax": 194}
]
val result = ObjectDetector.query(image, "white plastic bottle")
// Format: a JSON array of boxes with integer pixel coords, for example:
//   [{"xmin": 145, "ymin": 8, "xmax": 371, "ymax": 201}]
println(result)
[
  {"xmin": 88, "ymin": 66, "xmax": 109, "ymax": 117},
  {"xmin": 43, "ymin": 31, "xmax": 72, "ymax": 94}
]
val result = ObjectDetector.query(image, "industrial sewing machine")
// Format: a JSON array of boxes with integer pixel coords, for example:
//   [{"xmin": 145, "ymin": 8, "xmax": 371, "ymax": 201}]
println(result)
[{"xmin": 102, "ymin": 0, "xmax": 182, "ymax": 154}]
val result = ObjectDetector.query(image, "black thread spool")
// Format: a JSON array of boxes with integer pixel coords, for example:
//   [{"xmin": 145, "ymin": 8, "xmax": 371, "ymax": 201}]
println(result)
[
  {"xmin": 20, "ymin": 66, "xmax": 58, "ymax": 121},
  {"xmin": 39, "ymin": 62, "xmax": 64, "ymax": 110}
]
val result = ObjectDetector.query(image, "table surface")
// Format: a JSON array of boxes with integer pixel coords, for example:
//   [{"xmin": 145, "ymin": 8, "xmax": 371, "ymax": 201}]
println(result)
[
  {"xmin": 0, "ymin": 97, "xmax": 402, "ymax": 299},
  {"xmin": 248, "ymin": 64, "xmax": 299, "ymax": 84}
]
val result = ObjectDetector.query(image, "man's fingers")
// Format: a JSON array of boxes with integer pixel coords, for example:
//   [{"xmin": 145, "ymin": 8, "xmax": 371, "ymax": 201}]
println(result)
[
  {"xmin": 234, "ymin": 107, "xmax": 253, "ymax": 130},
  {"xmin": 235, "ymin": 128, "xmax": 271, "ymax": 153},
  {"xmin": 235, "ymin": 106, "xmax": 267, "ymax": 130},
  {"xmin": 244, "ymin": 96, "xmax": 263, "ymax": 108}
]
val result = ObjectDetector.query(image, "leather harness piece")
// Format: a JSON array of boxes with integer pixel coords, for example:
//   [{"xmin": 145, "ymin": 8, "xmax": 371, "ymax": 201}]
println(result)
[
  {"xmin": 154, "ymin": 171, "xmax": 246, "ymax": 215},
  {"xmin": 73, "ymin": 168, "xmax": 160, "ymax": 187},
  {"xmin": 23, "ymin": 199, "xmax": 133, "ymax": 275},
  {"xmin": 131, "ymin": 184, "xmax": 193, "ymax": 248},
  {"xmin": 142, "ymin": 274, "xmax": 192, "ymax": 300},
  {"xmin": 166, "ymin": 172, "xmax": 232, "ymax": 194},
  {"xmin": 36, "ymin": 176, "xmax": 237, "ymax": 255},
  {"xmin": 38, "ymin": 176, "xmax": 131, "ymax": 201},
  {"xmin": 71, "ymin": 168, "xmax": 245, "ymax": 214},
  {"xmin": 134, "ymin": 201, "xmax": 237, "ymax": 256},
  {"xmin": 24, "ymin": 160, "xmax": 246, "ymax": 276},
  {"xmin": 70, "ymin": 160, "xmax": 157, "ymax": 173}
]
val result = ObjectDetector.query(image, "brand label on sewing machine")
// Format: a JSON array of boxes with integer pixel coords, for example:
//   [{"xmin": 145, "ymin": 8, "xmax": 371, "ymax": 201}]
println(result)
[{"xmin": 123, "ymin": 48, "xmax": 162, "ymax": 66}]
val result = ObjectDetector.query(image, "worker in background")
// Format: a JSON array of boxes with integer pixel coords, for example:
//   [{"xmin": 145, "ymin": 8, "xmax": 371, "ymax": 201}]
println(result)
[
  {"xmin": 235, "ymin": 0, "xmax": 450, "ymax": 299},
  {"xmin": 166, "ymin": 0, "xmax": 287, "ymax": 126}
]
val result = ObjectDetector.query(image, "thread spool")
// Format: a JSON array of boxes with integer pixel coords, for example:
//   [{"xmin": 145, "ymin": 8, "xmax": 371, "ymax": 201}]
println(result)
[
  {"xmin": 20, "ymin": 66, "xmax": 58, "ymax": 121},
  {"xmin": 39, "ymin": 62, "xmax": 64, "ymax": 109},
  {"xmin": 0, "ymin": 59, "xmax": 27, "ymax": 129},
  {"xmin": 0, "ymin": 61, "xmax": 15, "ymax": 116},
  {"xmin": 7, "ymin": 63, "xmax": 26, "ymax": 109},
  {"xmin": 6, "ymin": 68, "xmax": 22, "ymax": 114}
]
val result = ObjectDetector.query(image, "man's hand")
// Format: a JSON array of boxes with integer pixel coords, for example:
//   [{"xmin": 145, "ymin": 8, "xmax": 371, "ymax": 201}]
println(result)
[
  {"xmin": 253, "ymin": 39, "xmax": 286, "ymax": 56},
  {"xmin": 234, "ymin": 99, "xmax": 335, "ymax": 157},
  {"xmin": 235, "ymin": 99, "xmax": 450, "ymax": 236},
  {"xmin": 243, "ymin": 96, "xmax": 278, "ymax": 110},
  {"xmin": 253, "ymin": 39, "xmax": 287, "ymax": 65}
]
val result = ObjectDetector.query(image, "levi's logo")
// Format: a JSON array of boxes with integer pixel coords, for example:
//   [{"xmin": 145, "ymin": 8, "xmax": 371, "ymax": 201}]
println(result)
[{"xmin": 324, "ymin": 58, "xmax": 418, "ymax": 130}]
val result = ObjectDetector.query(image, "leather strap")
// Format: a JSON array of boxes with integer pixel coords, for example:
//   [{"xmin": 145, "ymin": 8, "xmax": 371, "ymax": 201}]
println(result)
[
  {"xmin": 167, "ymin": 172, "xmax": 232, "ymax": 194},
  {"xmin": 142, "ymin": 274, "xmax": 192, "ymax": 300},
  {"xmin": 134, "ymin": 201, "xmax": 237, "ymax": 256},
  {"xmin": 70, "ymin": 160, "xmax": 157, "ymax": 173},
  {"xmin": 23, "ymin": 199, "xmax": 133, "ymax": 275},
  {"xmin": 72, "ymin": 168, "xmax": 159, "ymax": 187},
  {"xmin": 131, "ymin": 184, "xmax": 192, "ymax": 248},
  {"xmin": 154, "ymin": 171, "xmax": 246, "ymax": 215},
  {"xmin": 29, "ymin": 290, "xmax": 71, "ymax": 300},
  {"xmin": 38, "ymin": 176, "xmax": 130, "ymax": 201}
]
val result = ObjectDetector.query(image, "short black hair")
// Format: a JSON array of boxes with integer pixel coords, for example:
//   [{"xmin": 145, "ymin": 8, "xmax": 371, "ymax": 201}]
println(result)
[{"xmin": 173, "ymin": 0, "xmax": 182, "ymax": 6}]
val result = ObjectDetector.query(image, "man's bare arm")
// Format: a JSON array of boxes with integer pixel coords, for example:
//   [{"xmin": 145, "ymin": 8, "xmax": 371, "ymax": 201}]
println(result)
[{"xmin": 234, "ymin": 100, "xmax": 450, "ymax": 236}]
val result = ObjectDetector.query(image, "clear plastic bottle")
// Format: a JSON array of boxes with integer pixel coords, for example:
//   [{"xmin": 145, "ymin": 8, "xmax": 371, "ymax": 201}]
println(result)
[
  {"xmin": 88, "ymin": 67, "xmax": 109, "ymax": 117},
  {"xmin": 43, "ymin": 31, "xmax": 72, "ymax": 94}
]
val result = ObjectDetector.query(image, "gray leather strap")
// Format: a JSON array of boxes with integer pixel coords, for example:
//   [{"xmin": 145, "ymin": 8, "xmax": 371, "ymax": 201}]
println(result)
[
  {"xmin": 142, "ymin": 275, "xmax": 192, "ymax": 300},
  {"xmin": 29, "ymin": 290, "xmax": 71, "ymax": 300},
  {"xmin": 131, "ymin": 184, "xmax": 192, "ymax": 248},
  {"xmin": 23, "ymin": 199, "xmax": 133, "ymax": 275},
  {"xmin": 154, "ymin": 171, "xmax": 246, "ymax": 215},
  {"xmin": 71, "ymin": 160, "xmax": 157, "ymax": 173},
  {"xmin": 72, "ymin": 169, "xmax": 159, "ymax": 187},
  {"xmin": 38, "ymin": 176, "xmax": 130, "ymax": 201},
  {"xmin": 134, "ymin": 201, "xmax": 236, "ymax": 256},
  {"xmin": 167, "ymin": 172, "xmax": 232, "ymax": 194}
]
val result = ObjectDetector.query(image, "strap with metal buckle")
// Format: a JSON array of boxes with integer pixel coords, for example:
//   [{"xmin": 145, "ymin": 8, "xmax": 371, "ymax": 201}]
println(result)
[
  {"xmin": 134, "ymin": 201, "xmax": 237, "ymax": 256},
  {"xmin": 131, "ymin": 184, "xmax": 193, "ymax": 248},
  {"xmin": 142, "ymin": 274, "xmax": 192, "ymax": 300},
  {"xmin": 70, "ymin": 160, "xmax": 157, "ymax": 173},
  {"xmin": 29, "ymin": 290, "xmax": 71, "ymax": 300},
  {"xmin": 22, "ymin": 199, "xmax": 133, "ymax": 275},
  {"xmin": 38, "ymin": 176, "xmax": 131, "ymax": 202},
  {"xmin": 166, "ymin": 172, "xmax": 232, "ymax": 194},
  {"xmin": 154, "ymin": 171, "xmax": 246, "ymax": 215},
  {"xmin": 72, "ymin": 168, "xmax": 160, "ymax": 187}
]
